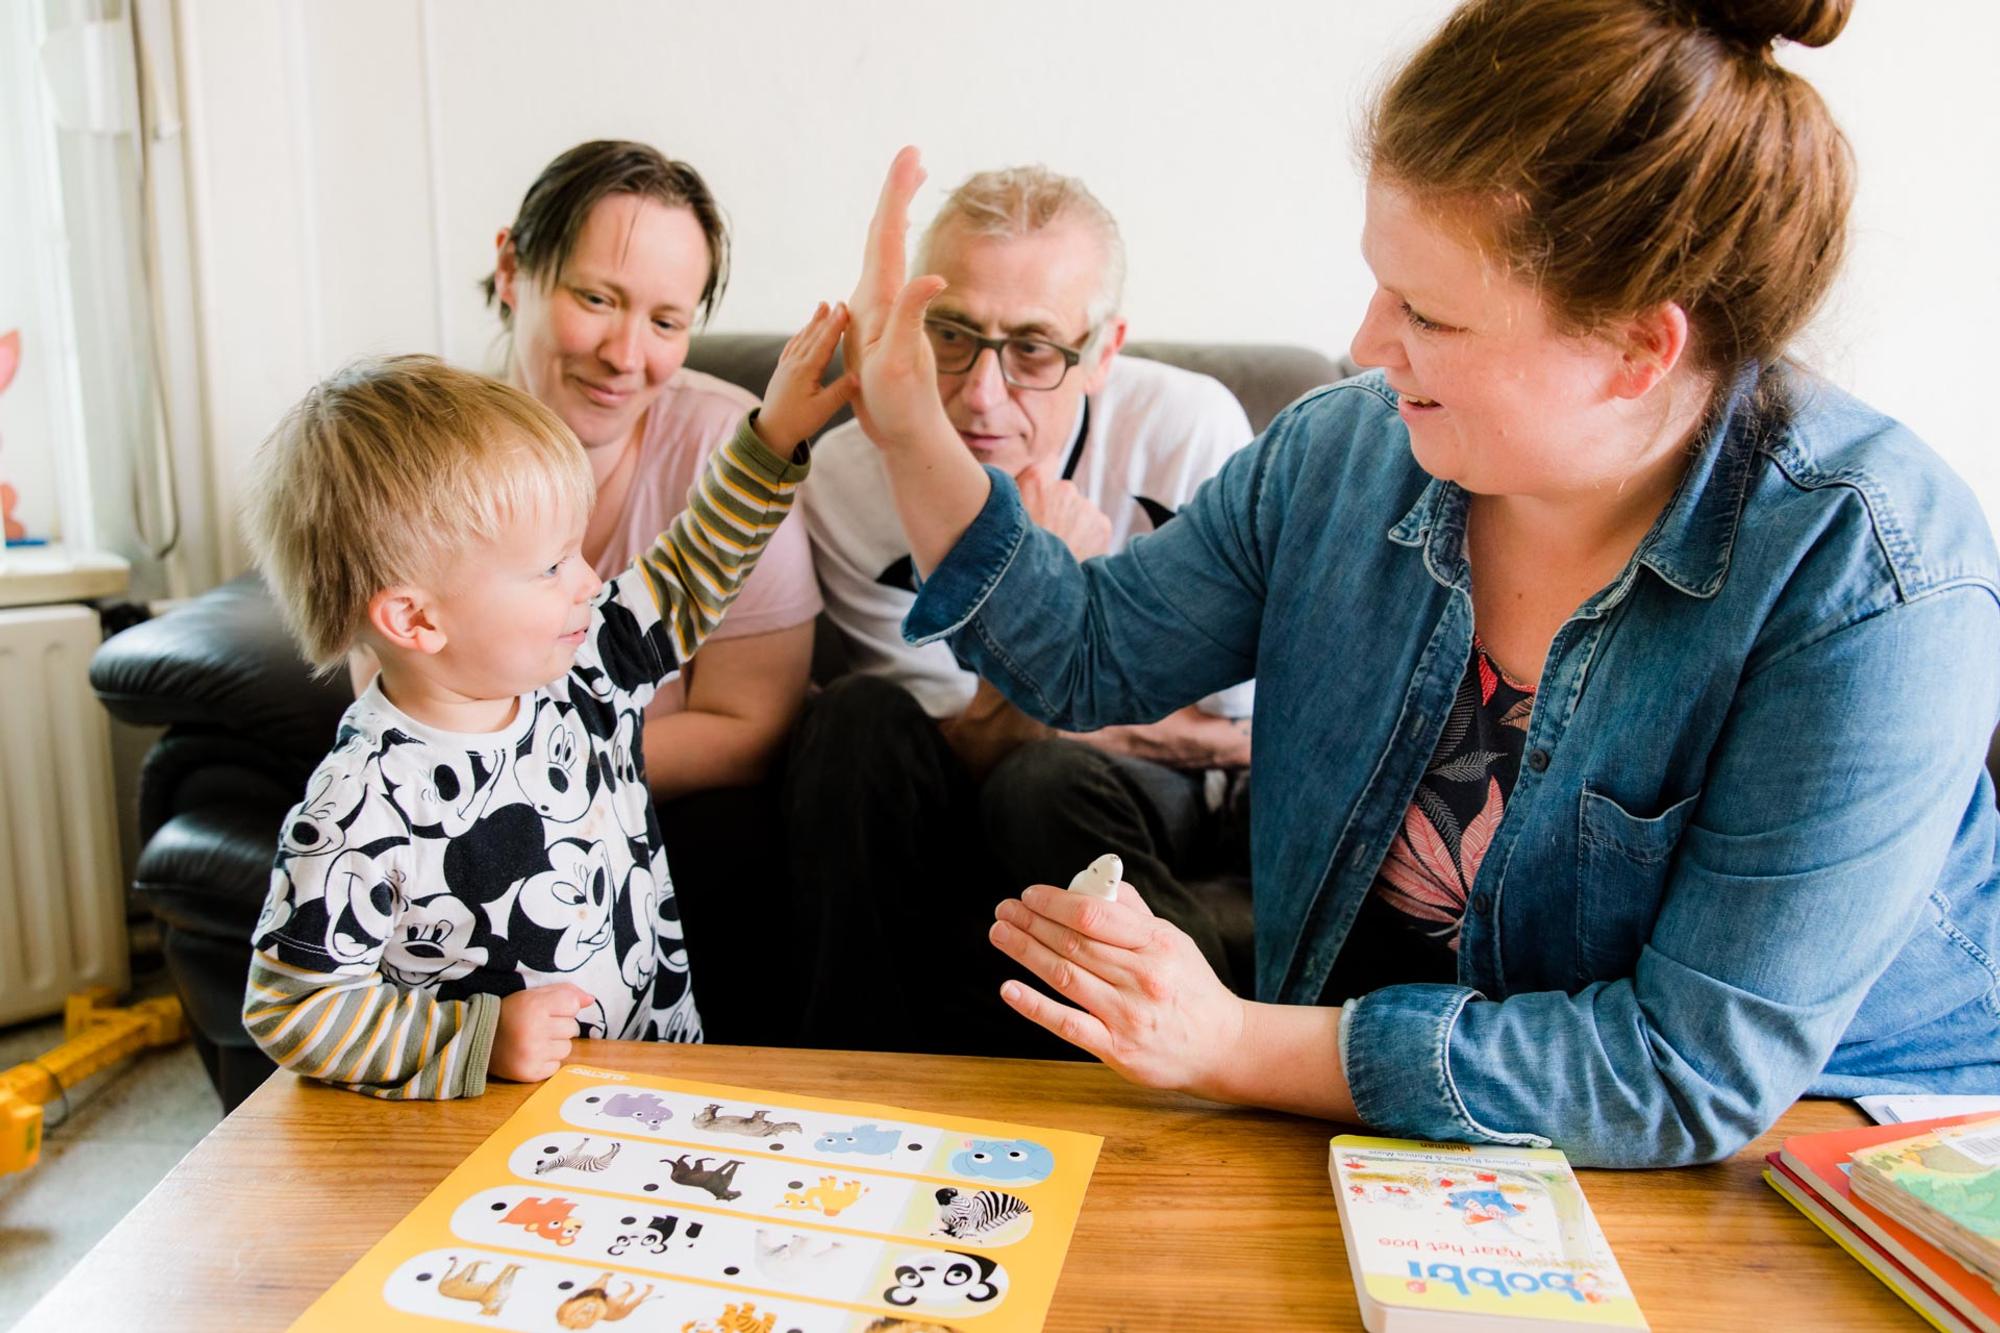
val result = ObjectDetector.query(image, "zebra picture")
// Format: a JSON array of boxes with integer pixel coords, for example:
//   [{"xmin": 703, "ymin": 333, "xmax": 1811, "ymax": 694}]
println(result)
[
  {"xmin": 534, "ymin": 1137, "xmax": 623, "ymax": 1177},
  {"xmin": 931, "ymin": 1186, "xmax": 1032, "ymax": 1243}
]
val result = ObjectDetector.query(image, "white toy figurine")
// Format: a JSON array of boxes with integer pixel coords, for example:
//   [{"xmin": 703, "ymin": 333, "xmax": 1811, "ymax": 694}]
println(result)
[{"xmin": 1066, "ymin": 854, "xmax": 1123, "ymax": 901}]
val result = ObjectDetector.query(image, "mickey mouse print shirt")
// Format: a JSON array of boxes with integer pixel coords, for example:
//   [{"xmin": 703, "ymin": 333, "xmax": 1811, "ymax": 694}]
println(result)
[{"xmin": 243, "ymin": 420, "xmax": 808, "ymax": 1099}]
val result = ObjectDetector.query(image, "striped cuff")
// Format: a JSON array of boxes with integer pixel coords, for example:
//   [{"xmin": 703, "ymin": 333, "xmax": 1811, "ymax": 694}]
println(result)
[{"xmin": 449, "ymin": 991, "xmax": 501, "ymax": 1098}]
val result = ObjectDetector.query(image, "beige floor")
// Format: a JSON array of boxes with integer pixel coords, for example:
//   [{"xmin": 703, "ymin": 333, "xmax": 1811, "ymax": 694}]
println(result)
[{"xmin": 0, "ymin": 979, "xmax": 222, "ymax": 1329}]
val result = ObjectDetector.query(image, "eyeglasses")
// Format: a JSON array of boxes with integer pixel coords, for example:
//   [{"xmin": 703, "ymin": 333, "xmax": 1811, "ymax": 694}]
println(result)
[{"xmin": 923, "ymin": 318, "xmax": 1092, "ymax": 391}]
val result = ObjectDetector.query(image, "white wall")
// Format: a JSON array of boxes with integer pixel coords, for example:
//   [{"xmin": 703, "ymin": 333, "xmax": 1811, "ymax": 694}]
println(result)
[{"xmin": 175, "ymin": 0, "xmax": 2000, "ymax": 576}]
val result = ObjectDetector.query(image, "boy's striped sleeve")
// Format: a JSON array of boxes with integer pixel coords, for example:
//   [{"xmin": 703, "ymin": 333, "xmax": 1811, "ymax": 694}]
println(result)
[
  {"xmin": 244, "ymin": 950, "xmax": 498, "ymax": 1100},
  {"xmin": 245, "ymin": 832, "xmax": 501, "ymax": 1101},
  {"xmin": 620, "ymin": 415, "xmax": 810, "ymax": 667}
]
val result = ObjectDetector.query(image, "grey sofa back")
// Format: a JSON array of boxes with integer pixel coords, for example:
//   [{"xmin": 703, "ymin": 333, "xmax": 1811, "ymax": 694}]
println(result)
[{"xmin": 685, "ymin": 334, "xmax": 1351, "ymax": 438}]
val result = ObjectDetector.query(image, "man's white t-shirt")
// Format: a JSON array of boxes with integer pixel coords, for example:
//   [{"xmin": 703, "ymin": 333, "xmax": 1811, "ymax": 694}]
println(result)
[{"xmin": 804, "ymin": 353, "xmax": 1258, "ymax": 720}]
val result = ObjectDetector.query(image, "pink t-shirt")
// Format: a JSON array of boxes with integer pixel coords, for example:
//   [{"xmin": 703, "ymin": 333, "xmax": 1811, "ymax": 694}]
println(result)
[{"xmin": 591, "ymin": 367, "xmax": 822, "ymax": 717}]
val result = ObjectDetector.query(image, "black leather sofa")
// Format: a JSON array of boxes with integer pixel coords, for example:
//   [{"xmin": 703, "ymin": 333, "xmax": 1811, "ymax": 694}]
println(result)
[{"xmin": 90, "ymin": 337, "xmax": 1348, "ymax": 1110}]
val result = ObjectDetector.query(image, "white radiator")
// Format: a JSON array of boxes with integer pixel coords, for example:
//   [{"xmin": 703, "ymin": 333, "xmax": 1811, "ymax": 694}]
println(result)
[{"xmin": 0, "ymin": 603, "xmax": 127, "ymax": 1026}]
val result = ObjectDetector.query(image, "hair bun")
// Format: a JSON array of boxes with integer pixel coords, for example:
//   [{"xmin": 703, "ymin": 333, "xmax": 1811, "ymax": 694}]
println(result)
[{"xmin": 1679, "ymin": 0, "xmax": 1852, "ymax": 50}]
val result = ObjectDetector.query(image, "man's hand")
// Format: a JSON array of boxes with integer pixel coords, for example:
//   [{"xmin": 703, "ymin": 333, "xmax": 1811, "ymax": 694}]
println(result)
[
  {"xmin": 1017, "ymin": 469, "xmax": 1111, "ymax": 561},
  {"xmin": 1072, "ymin": 707, "xmax": 1252, "ymax": 770},
  {"xmin": 753, "ymin": 301, "xmax": 855, "ymax": 454},
  {"xmin": 1013, "ymin": 473, "xmax": 1249, "ymax": 769},
  {"xmin": 491, "ymin": 983, "xmax": 591, "ymax": 1083},
  {"xmin": 938, "ymin": 678, "xmax": 1056, "ymax": 780}
]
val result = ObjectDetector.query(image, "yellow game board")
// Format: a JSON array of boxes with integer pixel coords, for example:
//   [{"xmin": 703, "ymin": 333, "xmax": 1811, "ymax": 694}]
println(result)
[{"xmin": 292, "ymin": 1064, "xmax": 1101, "ymax": 1332}]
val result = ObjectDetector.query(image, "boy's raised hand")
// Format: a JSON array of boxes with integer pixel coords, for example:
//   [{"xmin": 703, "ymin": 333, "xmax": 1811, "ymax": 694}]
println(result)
[
  {"xmin": 492, "ymin": 981, "xmax": 592, "ymax": 1083},
  {"xmin": 845, "ymin": 146, "xmax": 955, "ymax": 448},
  {"xmin": 753, "ymin": 300, "xmax": 855, "ymax": 455}
]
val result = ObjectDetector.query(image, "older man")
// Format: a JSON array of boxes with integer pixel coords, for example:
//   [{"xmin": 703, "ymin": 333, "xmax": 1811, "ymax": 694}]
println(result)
[{"xmin": 787, "ymin": 165, "xmax": 1254, "ymax": 1052}]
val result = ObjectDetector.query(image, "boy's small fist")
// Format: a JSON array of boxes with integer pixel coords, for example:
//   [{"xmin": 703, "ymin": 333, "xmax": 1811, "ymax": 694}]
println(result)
[{"xmin": 492, "ymin": 982, "xmax": 593, "ymax": 1083}]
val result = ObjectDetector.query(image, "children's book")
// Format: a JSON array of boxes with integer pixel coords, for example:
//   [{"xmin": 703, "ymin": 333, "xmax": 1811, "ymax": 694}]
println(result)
[
  {"xmin": 291, "ymin": 1064, "xmax": 1100, "ymax": 1332},
  {"xmin": 1328, "ymin": 1135, "xmax": 1647, "ymax": 1331},
  {"xmin": 1851, "ymin": 1115, "xmax": 2000, "ymax": 1288},
  {"xmin": 1764, "ymin": 1156, "xmax": 1975, "ymax": 1333},
  {"xmin": 1770, "ymin": 1111, "xmax": 2000, "ymax": 1333}
]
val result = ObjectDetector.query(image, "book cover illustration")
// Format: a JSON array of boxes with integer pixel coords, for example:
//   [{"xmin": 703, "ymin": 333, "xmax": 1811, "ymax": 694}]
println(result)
[
  {"xmin": 1851, "ymin": 1115, "xmax": 2000, "ymax": 1286},
  {"xmin": 291, "ymin": 1065, "xmax": 1101, "ymax": 1332},
  {"xmin": 1330, "ymin": 1135, "xmax": 1646, "ymax": 1329}
]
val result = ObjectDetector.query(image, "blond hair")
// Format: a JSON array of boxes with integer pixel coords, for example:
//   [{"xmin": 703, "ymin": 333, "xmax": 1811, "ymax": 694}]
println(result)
[
  {"xmin": 1366, "ymin": 0, "xmax": 1853, "ymax": 382},
  {"xmin": 917, "ymin": 164, "xmax": 1127, "ymax": 331},
  {"xmin": 242, "ymin": 355, "xmax": 594, "ymax": 670}
]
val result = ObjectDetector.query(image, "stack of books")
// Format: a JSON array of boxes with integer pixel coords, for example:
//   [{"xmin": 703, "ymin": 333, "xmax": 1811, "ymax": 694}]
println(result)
[
  {"xmin": 1765, "ymin": 1110, "xmax": 2000, "ymax": 1332},
  {"xmin": 1853, "ymin": 1118, "xmax": 2000, "ymax": 1287}
]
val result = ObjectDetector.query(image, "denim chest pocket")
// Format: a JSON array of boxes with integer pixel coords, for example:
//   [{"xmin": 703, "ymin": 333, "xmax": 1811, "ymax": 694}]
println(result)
[{"xmin": 1575, "ymin": 787, "xmax": 1701, "ymax": 984}]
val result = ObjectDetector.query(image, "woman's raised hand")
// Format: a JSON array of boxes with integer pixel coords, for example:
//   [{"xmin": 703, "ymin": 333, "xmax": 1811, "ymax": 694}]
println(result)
[
  {"xmin": 989, "ymin": 880, "xmax": 1251, "ymax": 1096},
  {"xmin": 844, "ymin": 146, "xmax": 954, "ymax": 448}
]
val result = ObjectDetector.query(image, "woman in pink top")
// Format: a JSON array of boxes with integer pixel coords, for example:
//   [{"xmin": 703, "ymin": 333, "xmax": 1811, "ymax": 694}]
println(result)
[{"xmin": 486, "ymin": 141, "xmax": 822, "ymax": 1042}]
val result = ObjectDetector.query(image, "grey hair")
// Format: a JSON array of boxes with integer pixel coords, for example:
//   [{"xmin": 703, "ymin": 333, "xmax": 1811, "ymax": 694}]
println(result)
[{"xmin": 916, "ymin": 164, "xmax": 1127, "ymax": 336}]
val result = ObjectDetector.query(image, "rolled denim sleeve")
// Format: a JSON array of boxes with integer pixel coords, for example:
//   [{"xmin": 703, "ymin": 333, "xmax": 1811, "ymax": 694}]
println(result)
[
  {"xmin": 1344, "ymin": 583, "xmax": 2000, "ymax": 1167},
  {"xmin": 902, "ymin": 464, "xmax": 1033, "ymax": 644},
  {"xmin": 905, "ymin": 439, "xmax": 1273, "ymax": 728}
]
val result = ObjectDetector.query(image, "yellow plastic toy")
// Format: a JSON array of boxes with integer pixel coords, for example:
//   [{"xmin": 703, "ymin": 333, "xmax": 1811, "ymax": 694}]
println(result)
[{"xmin": 0, "ymin": 987, "xmax": 187, "ymax": 1175}]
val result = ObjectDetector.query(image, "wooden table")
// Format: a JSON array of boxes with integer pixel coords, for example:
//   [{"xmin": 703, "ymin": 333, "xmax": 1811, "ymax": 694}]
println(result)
[{"xmin": 19, "ymin": 1042, "xmax": 1913, "ymax": 1330}]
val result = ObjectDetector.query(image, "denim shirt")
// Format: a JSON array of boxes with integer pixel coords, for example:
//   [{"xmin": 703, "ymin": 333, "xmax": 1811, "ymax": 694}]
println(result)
[{"xmin": 905, "ymin": 367, "xmax": 2000, "ymax": 1167}]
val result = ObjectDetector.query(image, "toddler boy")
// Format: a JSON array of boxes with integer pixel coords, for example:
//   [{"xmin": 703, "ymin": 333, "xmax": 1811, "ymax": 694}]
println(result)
[{"xmin": 240, "ymin": 306, "xmax": 849, "ymax": 1097}]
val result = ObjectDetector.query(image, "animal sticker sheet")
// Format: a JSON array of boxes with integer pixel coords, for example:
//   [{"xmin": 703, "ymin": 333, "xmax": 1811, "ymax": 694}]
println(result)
[{"xmin": 291, "ymin": 1065, "xmax": 1100, "ymax": 1332}]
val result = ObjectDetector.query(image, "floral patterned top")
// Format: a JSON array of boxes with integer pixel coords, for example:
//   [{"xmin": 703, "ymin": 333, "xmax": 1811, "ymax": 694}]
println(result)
[{"xmin": 1323, "ymin": 637, "xmax": 1535, "ymax": 1004}]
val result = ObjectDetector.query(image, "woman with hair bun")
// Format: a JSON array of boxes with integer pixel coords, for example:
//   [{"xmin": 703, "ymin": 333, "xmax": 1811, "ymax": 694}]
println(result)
[{"xmin": 841, "ymin": 0, "xmax": 2000, "ymax": 1167}]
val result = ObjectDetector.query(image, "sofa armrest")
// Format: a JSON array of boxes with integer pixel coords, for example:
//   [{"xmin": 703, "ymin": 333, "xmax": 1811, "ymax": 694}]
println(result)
[
  {"xmin": 91, "ymin": 573, "xmax": 352, "ymax": 755},
  {"xmin": 134, "ymin": 801, "xmax": 285, "ymax": 940}
]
